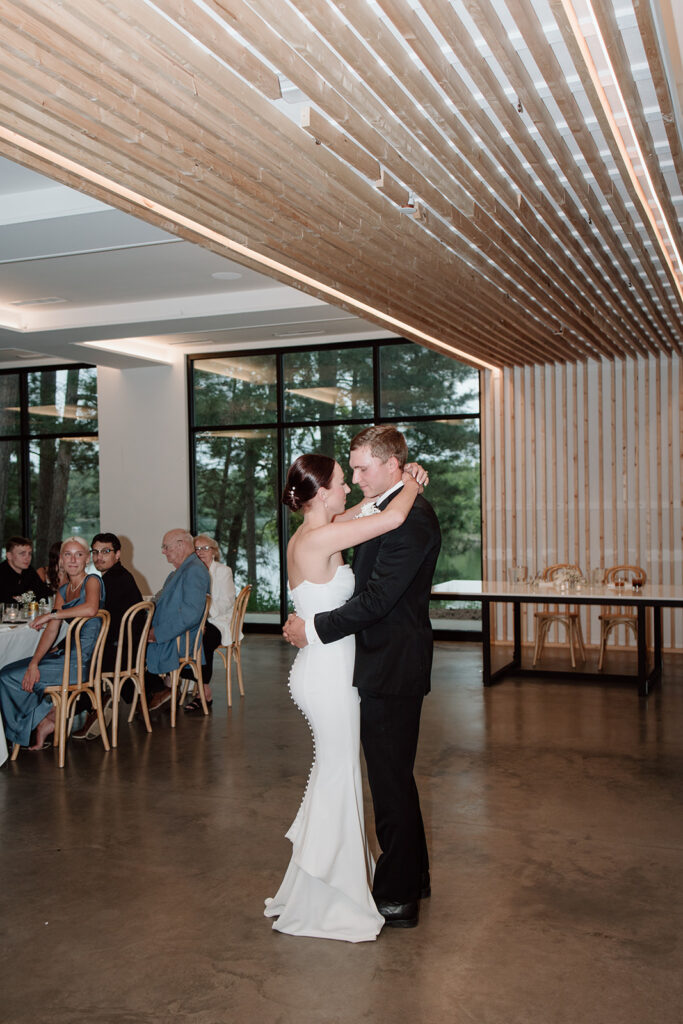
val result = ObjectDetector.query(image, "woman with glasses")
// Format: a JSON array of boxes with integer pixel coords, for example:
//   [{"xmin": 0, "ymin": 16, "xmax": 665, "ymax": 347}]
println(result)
[
  {"xmin": 186, "ymin": 535, "xmax": 236, "ymax": 713},
  {"xmin": 0, "ymin": 536, "xmax": 105, "ymax": 751}
]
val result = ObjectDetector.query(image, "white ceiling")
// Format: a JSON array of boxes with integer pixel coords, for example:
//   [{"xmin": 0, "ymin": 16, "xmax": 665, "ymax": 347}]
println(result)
[
  {"xmin": 0, "ymin": 0, "xmax": 681, "ymax": 370},
  {"xmin": 0, "ymin": 155, "xmax": 389, "ymax": 370}
]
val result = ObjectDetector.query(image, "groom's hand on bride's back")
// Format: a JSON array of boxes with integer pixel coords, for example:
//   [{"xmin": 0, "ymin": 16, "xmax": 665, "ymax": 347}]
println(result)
[{"xmin": 283, "ymin": 613, "xmax": 308, "ymax": 648}]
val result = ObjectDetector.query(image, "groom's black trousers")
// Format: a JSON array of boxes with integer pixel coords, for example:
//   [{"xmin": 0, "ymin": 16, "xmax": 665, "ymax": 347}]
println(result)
[{"xmin": 359, "ymin": 690, "xmax": 429, "ymax": 904}]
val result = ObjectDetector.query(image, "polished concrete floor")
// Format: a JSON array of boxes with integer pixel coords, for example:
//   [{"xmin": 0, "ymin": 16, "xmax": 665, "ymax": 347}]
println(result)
[{"xmin": 1, "ymin": 638, "xmax": 682, "ymax": 1024}]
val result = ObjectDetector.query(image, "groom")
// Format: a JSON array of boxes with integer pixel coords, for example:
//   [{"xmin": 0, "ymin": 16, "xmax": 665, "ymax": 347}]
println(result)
[{"xmin": 284, "ymin": 425, "xmax": 441, "ymax": 928}]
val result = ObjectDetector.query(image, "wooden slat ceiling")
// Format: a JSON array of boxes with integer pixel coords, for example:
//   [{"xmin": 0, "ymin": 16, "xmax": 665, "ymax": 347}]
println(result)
[{"xmin": 0, "ymin": 0, "xmax": 680, "ymax": 368}]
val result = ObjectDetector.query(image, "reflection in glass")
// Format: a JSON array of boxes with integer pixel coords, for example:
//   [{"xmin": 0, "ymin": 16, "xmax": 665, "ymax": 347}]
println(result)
[
  {"xmin": 195, "ymin": 429, "xmax": 278, "ymax": 616},
  {"xmin": 380, "ymin": 343, "xmax": 479, "ymax": 417},
  {"xmin": 0, "ymin": 374, "xmax": 21, "ymax": 436},
  {"xmin": 0, "ymin": 439, "xmax": 22, "ymax": 542},
  {"xmin": 193, "ymin": 355, "xmax": 277, "ymax": 426},
  {"xmin": 284, "ymin": 347, "xmax": 373, "ymax": 421},
  {"xmin": 29, "ymin": 438, "xmax": 100, "ymax": 566},
  {"xmin": 27, "ymin": 368, "xmax": 98, "ymax": 434}
]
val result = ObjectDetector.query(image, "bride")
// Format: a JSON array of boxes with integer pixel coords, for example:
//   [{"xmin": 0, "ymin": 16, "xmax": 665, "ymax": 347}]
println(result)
[{"xmin": 264, "ymin": 453, "xmax": 423, "ymax": 942}]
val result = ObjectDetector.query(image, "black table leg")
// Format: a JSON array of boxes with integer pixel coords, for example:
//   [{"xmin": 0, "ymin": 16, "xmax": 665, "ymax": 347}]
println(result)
[
  {"xmin": 481, "ymin": 599, "xmax": 492, "ymax": 685},
  {"xmin": 638, "ymin": 604, "xmax": 663, "ymax": 696},
  {"xmin": 637, "ymin": 604, "xmax": 647, "ymax": 694},
  {"xmin": 513, "ymin": 602, "xmax": 521, "ymax": 668}
]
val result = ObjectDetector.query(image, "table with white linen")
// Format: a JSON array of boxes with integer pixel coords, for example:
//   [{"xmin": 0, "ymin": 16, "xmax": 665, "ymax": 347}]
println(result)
[
  {"xmin": 431, "ymin": 579, "xmax": 683, "ymax": 696},
  {"xmin": 0, "ymin": 621, "xmax": 42, "ymax": 766}
]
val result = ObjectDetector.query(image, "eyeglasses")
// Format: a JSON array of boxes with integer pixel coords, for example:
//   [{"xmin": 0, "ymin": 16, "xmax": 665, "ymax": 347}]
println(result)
[
  {"xmin": 91, "ymin": 548, "xmax": 114, "ymax": 555},
  {"xmin": 194, "ymin": 545, "xmax": 214, "ymax": 552}
]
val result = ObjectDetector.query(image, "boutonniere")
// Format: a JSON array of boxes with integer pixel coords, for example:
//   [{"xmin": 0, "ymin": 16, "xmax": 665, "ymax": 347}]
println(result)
[{"xmin": 355, "ymin": 501, "xmax": 381, "ymax": 519}]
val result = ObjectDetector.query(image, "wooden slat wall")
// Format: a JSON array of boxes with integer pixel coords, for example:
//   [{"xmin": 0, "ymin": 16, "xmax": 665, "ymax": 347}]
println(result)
[{"xmin": 481, "ymin": 356, "xmax": 683, "ymax": 650}]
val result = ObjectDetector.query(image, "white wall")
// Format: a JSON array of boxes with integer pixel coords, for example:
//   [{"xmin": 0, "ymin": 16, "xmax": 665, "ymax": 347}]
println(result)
[{"xmin": 97, "ymin": 355, "xmax": 190, "ymax": 594}]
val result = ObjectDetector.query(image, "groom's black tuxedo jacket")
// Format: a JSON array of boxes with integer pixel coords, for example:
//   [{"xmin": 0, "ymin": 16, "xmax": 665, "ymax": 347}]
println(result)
[{"xmin": 314, "ymin": 489, "xmax": 441, "ymax": 696}]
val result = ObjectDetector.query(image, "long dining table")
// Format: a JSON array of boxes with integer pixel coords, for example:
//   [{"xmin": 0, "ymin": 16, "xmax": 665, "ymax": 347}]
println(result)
[
  {"xmin": 0, "ymin": 621, "xmax": 43, "ymax": 766},
  {"xmin": 431, "ymin": 579, "xmax": 683, "ymax": 696}
]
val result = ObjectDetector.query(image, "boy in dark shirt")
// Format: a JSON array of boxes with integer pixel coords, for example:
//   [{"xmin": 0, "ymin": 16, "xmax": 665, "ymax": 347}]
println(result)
[{"xmin": 0, "ymin": 536, "xmax": 51, "ymax": 605}]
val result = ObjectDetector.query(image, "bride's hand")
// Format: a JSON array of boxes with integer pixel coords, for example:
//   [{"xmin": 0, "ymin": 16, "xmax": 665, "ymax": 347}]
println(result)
[
  {"xmin": 404, "ymin": 461, "xmax": 429, "ymax": 487},
  {"xmin": 283, "ymin": 613, "xmax": 308, "ymax": 649}
]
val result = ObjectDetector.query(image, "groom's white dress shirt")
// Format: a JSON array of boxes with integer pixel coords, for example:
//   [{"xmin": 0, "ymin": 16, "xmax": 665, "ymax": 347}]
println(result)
[{"xmin": 303, "ymin": 481, "xmax": 403, "ymax": 645}]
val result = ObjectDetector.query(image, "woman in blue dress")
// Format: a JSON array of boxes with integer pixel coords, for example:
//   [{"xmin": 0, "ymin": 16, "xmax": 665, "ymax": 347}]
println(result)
[{"xmin": 0, "ymin": 536, "xmax": 105, "ymax": 751}]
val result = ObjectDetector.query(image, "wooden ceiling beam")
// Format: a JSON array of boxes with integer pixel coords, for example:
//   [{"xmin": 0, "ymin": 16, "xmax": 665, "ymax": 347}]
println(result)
[
  {"xmin": 547, "ymin": 0, "xmax": 682, "ymax": 326},
  {"xmin": 323, "ymin": 0, "xmax": 632, "ymax": 359},
  {"xmin": 227, "ymin": 0, "xmax": 633, "ymax": 356},
  {"xmin": 461, "ymin": 0, "xmax": 677, "ymax": 353},
  {"xmin": 375, "ymin": 0, "xmax": 655, "ymax": 358},
  {"xmin": 504, "ymin": 0, "xmax": 681, "ymax": 337},
  {"xmin": 422, "ymin": 0, "xmax": 670, "ymax": 355},
  {"xmin": 1, "ymin": 0, "xmax": 678, "ymax": 366}
]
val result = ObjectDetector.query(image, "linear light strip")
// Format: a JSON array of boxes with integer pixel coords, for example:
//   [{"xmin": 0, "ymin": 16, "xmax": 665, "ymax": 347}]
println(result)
[
  {"xmin": 559, "ymin": 0, "xmax": 683, "ymax": 303},
  {"xmin": 0, "ymin": 126, "xmax": 500, "ymax": 372}
]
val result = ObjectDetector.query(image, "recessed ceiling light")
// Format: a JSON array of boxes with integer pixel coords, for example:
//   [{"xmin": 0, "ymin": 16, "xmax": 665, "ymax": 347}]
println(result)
[
  {"xmin": 273, "ymin": 328, "xmax": 321, "ymax": 337},
  {"xmin": 9, "ymin": 296, "xmax": 67, "ymax": 306},
  {"xmin": 211, "ymin": 271, "xmax": 242, "ymax": 281}
]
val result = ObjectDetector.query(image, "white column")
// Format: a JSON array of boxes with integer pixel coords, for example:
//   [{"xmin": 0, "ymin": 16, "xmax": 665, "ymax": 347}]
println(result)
[{"xmin": 97, "ymin": 355, "xmax": 190, "ymax": 593}]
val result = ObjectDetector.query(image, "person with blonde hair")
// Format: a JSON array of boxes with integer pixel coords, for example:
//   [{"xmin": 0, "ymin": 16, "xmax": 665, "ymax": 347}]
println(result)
[
  {"xmin": 0, "ymin": 536, "xmax": 105, "ymax": 750},
  {"xmin": 184, "ymin": 535, "xmax": 236, "ymax": 712}
]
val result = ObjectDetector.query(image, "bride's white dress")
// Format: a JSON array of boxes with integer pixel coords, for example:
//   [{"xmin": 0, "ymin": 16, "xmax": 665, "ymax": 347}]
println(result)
[{"xmin": 264, "ymin": 564, "xmax": 384, "ymax": 942}]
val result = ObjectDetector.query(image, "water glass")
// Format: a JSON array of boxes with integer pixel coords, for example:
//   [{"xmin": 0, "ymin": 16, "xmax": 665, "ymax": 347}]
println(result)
[{"xmin": 507, "ymin": 566, "xmax": 528, "ymax": 584}]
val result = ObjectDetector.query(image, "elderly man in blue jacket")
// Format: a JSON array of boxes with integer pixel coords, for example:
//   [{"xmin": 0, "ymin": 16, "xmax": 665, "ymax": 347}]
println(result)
[{"xmin": 146, "ymin": 528, "xmax": 210, "ymax": 712}]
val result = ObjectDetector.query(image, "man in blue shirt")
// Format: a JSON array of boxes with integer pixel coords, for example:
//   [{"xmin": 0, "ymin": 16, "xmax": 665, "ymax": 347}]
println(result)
[{"xmin": 146, "ymin": 528, "xmax": 210, "ymax": 712}]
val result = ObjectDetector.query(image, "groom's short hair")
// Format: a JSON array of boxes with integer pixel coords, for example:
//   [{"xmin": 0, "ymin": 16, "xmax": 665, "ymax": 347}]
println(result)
[{"xmin": 350, "ymin": 425, "xmax": 408, "ymax": 469}]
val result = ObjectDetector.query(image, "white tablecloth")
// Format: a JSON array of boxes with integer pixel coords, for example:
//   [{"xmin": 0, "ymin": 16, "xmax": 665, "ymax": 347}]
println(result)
[{"xmin": 0, "ymin": 622, "xmax": 41, "ymax": 767}]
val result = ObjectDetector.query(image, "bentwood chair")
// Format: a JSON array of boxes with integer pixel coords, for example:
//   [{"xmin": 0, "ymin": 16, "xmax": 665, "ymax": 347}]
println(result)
[
  {"xmin": 12, "ymin": 610, "xmax": 111, "ymax": 769},
  {"xmin": 533, "ymin": 564, "xmax": 587, "ymax": 667},
  {"xmin": 598, "ymin": 565, "xmax": 647, "ymax": 670},
  {"xmin": 217, "ymin": 584, "xmax": 252, "ymax": 708},
  {"xmin": 101, "ymin": 600, "xmax": 155, "ymax": 748},
  {"xmin": 169, "ymin": 594, "xmax": 211, "ymax": 727}
]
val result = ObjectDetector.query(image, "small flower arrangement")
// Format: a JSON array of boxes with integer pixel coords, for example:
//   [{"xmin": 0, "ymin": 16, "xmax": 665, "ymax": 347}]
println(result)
[
  {"xmin": 554, "ymin": 568, "xmax": 585, "ymax": 587},
  {"xmin": 19, "ymin": 590, "xmax": 35, "ymax": 607},
  {"xmin": 355, "ymin": 501, "xmax": 381, "ymax": 519}
]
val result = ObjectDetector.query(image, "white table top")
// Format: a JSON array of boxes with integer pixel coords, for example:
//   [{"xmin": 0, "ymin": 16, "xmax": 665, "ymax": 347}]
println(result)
[
  {"xmin": 0, "ymin": 623, "xmax": 42, "ymax": 768},
  {"xmin": 431, "ymin": 579, "xmax": 683, "ymax": 607}
]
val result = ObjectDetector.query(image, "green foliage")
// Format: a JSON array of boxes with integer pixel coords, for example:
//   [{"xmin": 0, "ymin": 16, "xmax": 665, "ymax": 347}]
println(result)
[
  {"xmin": 191, "ymin": 342, "xmax": 483, "ymax": 615},
  {"xmin": 0, "ymin": 367, "xmax": 100, "ymax": 561}
]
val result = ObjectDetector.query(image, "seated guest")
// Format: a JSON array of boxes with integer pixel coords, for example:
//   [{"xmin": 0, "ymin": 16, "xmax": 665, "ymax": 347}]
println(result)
[
  {"xmin": 146, "ymin": 529, "xmax": 210, "ymax": 712},
  {"xmin": 72, "ymin": 532, "xmax": 143, "ymax": 740},
  {"xmin": 0, "ymin": 537, "xmax": 104, "ymax": 751},
  {"xmin": 183, "ymin": 535, "xmax": 236, "ymax": 713},
  {"xmin": 0, "ymin": 536, "xmax": 52, "ymax": 605},
  {"xmin": 37, "ymin": 540, "xmax": 67, "ymax": 593}
]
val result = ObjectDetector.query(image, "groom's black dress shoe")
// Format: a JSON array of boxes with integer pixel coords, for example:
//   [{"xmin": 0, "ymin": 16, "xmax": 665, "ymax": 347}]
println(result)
[{"xmin": 375, "ymin": 900, "xmax": 419, "ymax": 928}]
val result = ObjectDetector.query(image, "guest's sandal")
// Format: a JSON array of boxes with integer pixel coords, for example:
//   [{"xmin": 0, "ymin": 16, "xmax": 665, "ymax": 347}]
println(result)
[{"xmin": 184, "ymin": 696, "xmax": 213, "ymax": 714}]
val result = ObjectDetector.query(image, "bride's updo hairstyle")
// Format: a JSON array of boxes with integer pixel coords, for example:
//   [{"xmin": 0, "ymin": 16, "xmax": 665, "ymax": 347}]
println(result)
[{"xmin": 282, "ymin": 454, "xmax": 336, "ymax": 512}]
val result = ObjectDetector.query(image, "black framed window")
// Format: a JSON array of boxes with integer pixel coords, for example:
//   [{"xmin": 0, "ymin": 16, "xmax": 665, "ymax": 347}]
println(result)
[
  {"xmin": 189, "ymin": 340, "xmax": 481, "ymax": 634},
  {"xmin": 0, "ymin": 365, "xmax": 99, "ymax": 566}
]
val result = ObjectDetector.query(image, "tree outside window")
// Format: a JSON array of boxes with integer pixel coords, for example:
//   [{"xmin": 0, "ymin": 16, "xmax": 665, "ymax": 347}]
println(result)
[
  {"xmin": 190, "ymin": 341, "xmax": 482, "ymax": 632},
  {"xmin": 0, "ymin": 366, "xmax": 99, "ymax": 564}
]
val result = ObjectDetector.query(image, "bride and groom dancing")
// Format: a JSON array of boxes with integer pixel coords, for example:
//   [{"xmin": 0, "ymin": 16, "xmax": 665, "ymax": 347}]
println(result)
[{"xmin": 265, "ymin": 425, "xmax": 441, "ymax": 942}]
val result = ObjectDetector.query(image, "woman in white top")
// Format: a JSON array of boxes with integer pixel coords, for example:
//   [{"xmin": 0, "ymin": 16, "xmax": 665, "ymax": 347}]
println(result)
[{"xmin": 187, "ymin": 535, "xmax": 236, "ymax": 712}]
